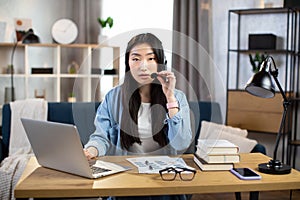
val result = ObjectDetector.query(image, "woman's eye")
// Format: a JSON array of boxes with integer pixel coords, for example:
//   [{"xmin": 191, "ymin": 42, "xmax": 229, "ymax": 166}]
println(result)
[
  {"xmin": 132, "ymin": 58, "xmax": 140, "ymax": 61},
  {"xmin": 149, "ymin": 57, "xmax": 156, "ymax": 61}
]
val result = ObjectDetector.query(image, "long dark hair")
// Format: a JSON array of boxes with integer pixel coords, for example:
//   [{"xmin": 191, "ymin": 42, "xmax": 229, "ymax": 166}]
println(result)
[{"xmin": 120, "ymin": 33, "xmax": 168, "ymax": 150}]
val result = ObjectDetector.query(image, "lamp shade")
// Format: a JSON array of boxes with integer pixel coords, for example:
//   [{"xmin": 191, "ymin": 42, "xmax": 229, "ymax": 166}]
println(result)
[
  {"xmin": 22, "ymin": 29, "xmax": 40, "ymax": 44},
  {"xmin": 245, "ymin": 64, "xmax": 275, "ymax": 98}
]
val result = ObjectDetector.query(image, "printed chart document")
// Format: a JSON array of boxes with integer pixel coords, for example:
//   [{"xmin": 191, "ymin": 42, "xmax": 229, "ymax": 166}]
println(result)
[{"xmin": 126, "ymin": 156, "xmax": 191, "ymax": 174}]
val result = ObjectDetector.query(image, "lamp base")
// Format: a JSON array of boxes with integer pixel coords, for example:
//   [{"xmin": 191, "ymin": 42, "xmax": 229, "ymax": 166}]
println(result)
[{"xmin": 258, "ymin": 159, "xmax": 291, "ymax": 174}]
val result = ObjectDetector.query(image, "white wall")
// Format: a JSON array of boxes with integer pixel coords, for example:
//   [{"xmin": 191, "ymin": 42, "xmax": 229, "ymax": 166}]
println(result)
[
  {"xmin": 0, "ymin": 0, "xmax": 73, "ymax": 43},
  {"xmin": 100, "ymin": 0, "xmax": 173, "ymax": 80}
]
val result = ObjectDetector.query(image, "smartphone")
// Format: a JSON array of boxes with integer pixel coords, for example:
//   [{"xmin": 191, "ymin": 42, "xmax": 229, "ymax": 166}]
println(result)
[{"xmin": 230, "ymin": 168, "xmax": 261, "ymax": 180}]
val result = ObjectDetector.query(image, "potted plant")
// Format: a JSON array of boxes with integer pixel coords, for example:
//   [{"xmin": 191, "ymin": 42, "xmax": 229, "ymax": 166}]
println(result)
[
  {"xmin": 98, "ymin": 16, "xmax": 113, "ymax": 29},
  {"xmin": 97, "ymin": 16, "xmax": 114, "ymax": 44},
  {"xmin": 68, "ymin": 92, "xmax": 76, "ymax": 102},
  {"xmin": 249, "ymin": 52, "xmax": 267, "ymax": 73}
]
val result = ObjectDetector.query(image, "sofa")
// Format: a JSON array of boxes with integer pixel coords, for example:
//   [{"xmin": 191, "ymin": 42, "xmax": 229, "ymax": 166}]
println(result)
[{"xmin": 0, "ymin": 101, "xmax": 265, "ymax": 163}]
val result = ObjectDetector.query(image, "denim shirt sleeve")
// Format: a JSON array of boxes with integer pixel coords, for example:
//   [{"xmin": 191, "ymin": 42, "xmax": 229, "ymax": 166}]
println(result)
[
  {"xmin": 84, "ymin": 87, "xmax": 120, "ymax": 156},
  {"xmin": 164, "ymin": 90, "xmax": 192, "ymax": 152}
]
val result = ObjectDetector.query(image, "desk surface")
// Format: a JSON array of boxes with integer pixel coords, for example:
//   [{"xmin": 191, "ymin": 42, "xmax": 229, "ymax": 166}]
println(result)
[{"xmin": 15, "ymin": 153, "xmax": 300, "ymax": 198}]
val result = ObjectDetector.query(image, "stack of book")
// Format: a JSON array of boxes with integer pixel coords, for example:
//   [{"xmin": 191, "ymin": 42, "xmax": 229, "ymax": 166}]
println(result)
[{"xmin": 193, "ymin": 139, "xmax": 240, "ymax": 171}]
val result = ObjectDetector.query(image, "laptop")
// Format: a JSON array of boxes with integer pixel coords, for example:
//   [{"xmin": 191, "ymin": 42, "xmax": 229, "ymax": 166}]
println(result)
[{"xmin": 21, "ymin": 118, "xmax": 130, "ymax": 179}]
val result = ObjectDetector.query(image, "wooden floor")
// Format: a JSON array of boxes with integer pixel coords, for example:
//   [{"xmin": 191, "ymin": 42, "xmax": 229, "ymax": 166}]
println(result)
[{"xmin": 191, "ymin": 190, "xmax": 300, "ymax": 200}]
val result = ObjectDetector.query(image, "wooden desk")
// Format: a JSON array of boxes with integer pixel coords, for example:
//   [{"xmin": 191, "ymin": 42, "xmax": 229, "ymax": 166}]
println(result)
[{"xmin": 15, "ymin": 153, "xmax": 300, "ymax": 198}]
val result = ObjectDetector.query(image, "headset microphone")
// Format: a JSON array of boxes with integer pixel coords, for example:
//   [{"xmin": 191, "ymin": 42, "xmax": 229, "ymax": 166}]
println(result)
[
  {"xmin": 150, "ymin": 73, "xmax": 158, "ymax": 79},
  {"xmin": 150, "ymin": 73, "xmax": 168, "ymax": 82}
]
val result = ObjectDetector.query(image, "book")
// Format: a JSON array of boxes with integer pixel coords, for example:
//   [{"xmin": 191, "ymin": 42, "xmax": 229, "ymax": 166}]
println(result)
[
  {"xmin": 197, "ymin": 139, "xmax": 239, "ymax": 154},
  {"xmin": 193, "ymin": 154, "xmax": 233, "ymax": 171},
  {"xmin": 195, "ymin": 147, "xmax": 240, "ymax": 163}
]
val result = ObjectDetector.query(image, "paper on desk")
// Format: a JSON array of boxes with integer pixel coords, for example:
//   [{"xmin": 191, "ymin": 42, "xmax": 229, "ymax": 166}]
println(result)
[
  {"xmin": 94, "ymin": 160, "xmax": 132, "ymax": 171},
  {"xmin": 126, "ymin": 156, "xmax": 189, "ymax": 174}
]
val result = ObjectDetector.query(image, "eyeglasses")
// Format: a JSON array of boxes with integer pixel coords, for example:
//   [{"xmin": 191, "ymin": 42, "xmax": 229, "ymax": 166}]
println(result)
[{"xmin": 159, "ymin": 167, "xmax": 196, "ymax": 181}]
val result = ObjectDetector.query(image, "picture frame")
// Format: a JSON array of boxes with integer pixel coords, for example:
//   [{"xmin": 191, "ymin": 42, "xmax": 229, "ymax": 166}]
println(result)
[{"xmin": 14, "ymin": 18, "xmax": 32, "ymax": 41}]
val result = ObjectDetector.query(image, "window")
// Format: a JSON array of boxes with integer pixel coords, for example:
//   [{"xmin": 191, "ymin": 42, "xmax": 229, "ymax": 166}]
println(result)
[
  {"xmin": 101, "ymin": 0, "xmax": 173, "ymax": 37},
  {"xmin": 101, "ymin": 0, "xmax": 173, "ymax": 74},
  {"xmin": 99, "ymin": 0, "xmax": 173, "ymax": 93}
]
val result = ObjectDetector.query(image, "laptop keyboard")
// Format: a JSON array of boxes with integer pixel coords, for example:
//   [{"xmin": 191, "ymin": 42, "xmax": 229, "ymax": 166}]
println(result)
[{"xmin": 90, "ymin": 166, "xmax": 111, "ymax": 174}]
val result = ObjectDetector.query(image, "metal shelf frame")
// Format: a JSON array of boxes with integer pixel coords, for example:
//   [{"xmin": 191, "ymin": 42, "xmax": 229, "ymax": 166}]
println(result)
[{"xmin": 226, "ymin": 7, "xmax": 299, "ymax": 164}]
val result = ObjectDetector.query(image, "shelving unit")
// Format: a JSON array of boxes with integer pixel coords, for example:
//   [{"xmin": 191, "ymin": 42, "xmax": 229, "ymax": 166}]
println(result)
[
  {"xmin": 0, "ymin": 43, "xmax": 120, "ymax": 105},
  {"xmin": 226, "ymin": 7, "xmax": 298, "ymax": 134},
  {"xmin": 288, "ymin": 9, "xmax": 300, "ymax": 167}
]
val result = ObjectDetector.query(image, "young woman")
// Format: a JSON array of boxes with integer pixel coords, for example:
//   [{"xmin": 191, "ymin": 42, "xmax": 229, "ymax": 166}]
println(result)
[
  {"xmin": 84, "ymin": 33, "xmax": 192, "ymax": 200},
  {"xmin": 84, "ymin": 33, "xmax": 192, "ymax": 158}
]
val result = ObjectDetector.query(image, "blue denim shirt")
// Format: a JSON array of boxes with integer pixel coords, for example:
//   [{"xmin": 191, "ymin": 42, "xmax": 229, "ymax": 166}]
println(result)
[{"xmin": 85, "ymin": 85, "xmax": 192, "ymax": 156}]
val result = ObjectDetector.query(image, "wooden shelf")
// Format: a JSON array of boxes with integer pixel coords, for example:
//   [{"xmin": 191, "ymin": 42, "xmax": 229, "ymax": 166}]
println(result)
[
  {"xmin": 0, "ymin": 43, "xmax": 120, "ymax": 104},
  {"xmin": 290, "ymin": 140, "xmax": 300, "ymax": 146},
  {"xmin": 0, "ymin": 43, "xmax": 118, "ymax": 48},
  {"xmin": 228, "ymin": 49, "xmax": 295, "ymax": 54}
]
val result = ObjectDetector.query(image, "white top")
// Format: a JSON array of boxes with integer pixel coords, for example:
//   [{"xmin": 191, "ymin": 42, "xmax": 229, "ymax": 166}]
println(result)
[{"xmin": 129, "ymin": 103, "xmax": 162, "ymax": 154}]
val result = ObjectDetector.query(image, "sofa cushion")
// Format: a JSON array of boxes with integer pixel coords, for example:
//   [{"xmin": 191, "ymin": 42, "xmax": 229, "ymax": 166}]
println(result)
[
  {"xmin": 186, "ymin": 101, "xmax": 223, "ymax": 153},
  {"xmin": 47, "ymin": 102, "xmax": 100, "ymax": 145},
  {"xmin": 188, "ymin": 101, "xmax": 223, "ymax": 143}
]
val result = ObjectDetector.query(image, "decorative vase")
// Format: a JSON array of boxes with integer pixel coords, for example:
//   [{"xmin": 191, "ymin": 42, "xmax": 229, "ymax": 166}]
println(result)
[
  {"xmin": 67, "ymin": 61, "xmax": 79, "ymax": 74},
  {"xmin": 34, "ymin": 89, "xmax": 46, "ymax": 99},
  {"xmin": 68, "ymin": 97, "xmax": 76, "ymax": 103}
]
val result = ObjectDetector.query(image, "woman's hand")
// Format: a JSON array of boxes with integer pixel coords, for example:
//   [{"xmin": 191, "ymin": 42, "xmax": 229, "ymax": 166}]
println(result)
[
  {"xmin": 156, "ymin": 70, "xmax": 179, "ymax": 118},
  {"xmin": 156, "ymin": 71, "xmax": 176, "ymax": 102},
  {"xmin": 83, "ymin": 147, "xmax": 98, "ymax": 160}
]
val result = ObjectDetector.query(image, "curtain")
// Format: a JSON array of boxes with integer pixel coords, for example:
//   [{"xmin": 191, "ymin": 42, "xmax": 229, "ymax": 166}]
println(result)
[
  {"xmin": 172, "ymin": 0, "xmax": 212, "ymax": 101},
  {"xmin": 63, "ymin": 0, "xmax": 102, "ymax": 99},
  {"xmin": 72, "ymin": 0, "xmax": 102, "ymax": 44}
]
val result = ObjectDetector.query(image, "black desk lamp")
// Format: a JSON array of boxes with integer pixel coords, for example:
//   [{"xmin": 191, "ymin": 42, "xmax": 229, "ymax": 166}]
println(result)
[
  {"xmin": 245, "ymin": 55, "xmax": 291, "ymax": 174},
  {"xmin": 9, "ymin": 29, "xmax": 40, "ymax": 102}
]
